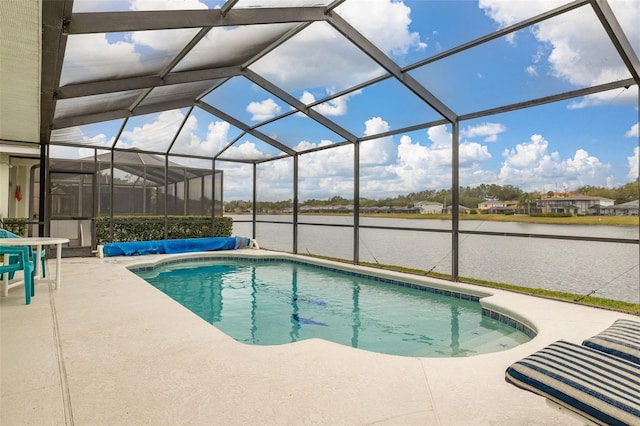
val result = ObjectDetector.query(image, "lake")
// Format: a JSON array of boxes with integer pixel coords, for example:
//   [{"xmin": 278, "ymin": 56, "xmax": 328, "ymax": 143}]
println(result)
[{"xmin": 229, "ymin": 215, "xmax": 639, "ymax": 304}]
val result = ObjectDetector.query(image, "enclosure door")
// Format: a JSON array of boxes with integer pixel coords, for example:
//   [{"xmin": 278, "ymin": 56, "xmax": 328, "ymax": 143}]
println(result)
[{"xmin": 48, "ymin": 172, "xmax": 95, "ymax": 249}]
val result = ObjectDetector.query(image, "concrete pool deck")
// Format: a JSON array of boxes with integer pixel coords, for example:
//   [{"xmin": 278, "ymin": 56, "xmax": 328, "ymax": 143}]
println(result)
[{"xmin": 1, "ymin": 250, "xmax": 638, "ymax": 425}]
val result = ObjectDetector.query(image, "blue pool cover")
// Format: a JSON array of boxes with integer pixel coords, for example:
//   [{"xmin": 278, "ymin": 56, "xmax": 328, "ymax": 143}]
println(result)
[{"xmin": 102, "ymin": 236, "xmax": 251, "ymax": 257}]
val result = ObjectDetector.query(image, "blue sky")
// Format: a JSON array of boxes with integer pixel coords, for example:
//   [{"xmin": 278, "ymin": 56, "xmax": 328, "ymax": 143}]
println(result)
[{"xmin": 51, "ymin": 0, "xmax": 639, "ymax": 201}]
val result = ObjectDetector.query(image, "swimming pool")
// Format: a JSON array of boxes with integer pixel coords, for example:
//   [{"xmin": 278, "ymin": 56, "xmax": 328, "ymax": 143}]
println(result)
[{"xmin": 132, "ymin": 256, "xmax": 533, "ymax": 357}]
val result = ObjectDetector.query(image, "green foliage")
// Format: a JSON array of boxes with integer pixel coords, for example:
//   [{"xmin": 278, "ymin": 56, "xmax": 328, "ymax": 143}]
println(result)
[
  {"xmin": 2, "ymin": 218, "xmax": 28, "ymax": 236},
  {"xmin": 227, "ymin": 180, "xmax": 640, "ymax": 214},
  {"xmin": 577, "ymin": 180, "xmax": 639, "ymax": 204},
  {"xmin": 228, "ymin": 184, "xmax": 531, "ymax": 211},
  {"xmin": 255, "ymin": 199, "xmax": 293, "ymax": 213},
  {"xmin": 529, "ymin": 212, "xmax": 573, "ymax": 218},
  {"xmin": 95, "ymin": 216, "xmax": 233, "ymax": 244}
]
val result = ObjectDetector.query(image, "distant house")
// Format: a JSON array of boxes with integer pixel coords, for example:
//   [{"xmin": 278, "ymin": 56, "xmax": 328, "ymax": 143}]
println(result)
[
  {"xmin": 359, "ymin": 205, "xmax": 421, "ymax": 214},
  {"xmin": 477, "ymin": 200, "xmax": 507, "ymax": 211},
  {"xmin": 535, "ymin": 195, "xmax": 614, "ymax": 215},
  {"xmin": 443, "ymin": 205, "xmax": 471, "ymax": 214},
  {"xmin": 300, "ymin": 205, "xmax": 354, "ymax": 213},
  {"xmin": 412, "ymin": 201, "xmax": 444, "ymax": 214},
  {"xmin": 478, "ymin": 200, "xmax": 520, "ymax": 214},
  {"xmin": 601, "ymin": 200, "xmax": 639, "ymax": 216}
]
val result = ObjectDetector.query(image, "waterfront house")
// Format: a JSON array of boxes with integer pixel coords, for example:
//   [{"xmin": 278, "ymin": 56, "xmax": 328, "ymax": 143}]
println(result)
[
  {"xmin": 443, "ymin": 205, "xmax": 471, "ymax": 214},
  {"xmin": 412, "ymin": 201, "xmax": 444, "ymax": 214},
  {"xmin": 535, "ymin": 195, "xmax": 614, "ymax": 215},
  {"xmin": 601, "ymin": 200, "xmax": 639, "ymax": 216},
  {"xmin": 478, "ymin": 200, "xmax": 521, "ymax": 214},
  {"xmin": 477, "ymin": 200, "xmax": 507, "ymax": 211}
]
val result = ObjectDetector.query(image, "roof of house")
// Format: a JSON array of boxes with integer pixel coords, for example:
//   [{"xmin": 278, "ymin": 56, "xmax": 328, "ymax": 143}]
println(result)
[
  {"xmin": 541, "ymin": 195, "xmax": 615, "ymax": 202},
  {"xmin": 605, "ymin": 200, "xmax": 639, "ymax": 209}
]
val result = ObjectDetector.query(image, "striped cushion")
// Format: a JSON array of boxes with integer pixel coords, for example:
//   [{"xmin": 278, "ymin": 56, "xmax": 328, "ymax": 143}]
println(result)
[
  {"xmin": 582, "ymin": 319, "xmax": 640, "ymax": 365},
  {"xmin": 505, "ymin": 340, "xmax": 640, "ymax": 426}
]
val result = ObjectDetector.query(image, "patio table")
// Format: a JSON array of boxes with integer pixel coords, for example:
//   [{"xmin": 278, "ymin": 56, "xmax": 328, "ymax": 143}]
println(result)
[{"xmin": 1, "ymin": 237, "xmax": 69, "ymax": 296}]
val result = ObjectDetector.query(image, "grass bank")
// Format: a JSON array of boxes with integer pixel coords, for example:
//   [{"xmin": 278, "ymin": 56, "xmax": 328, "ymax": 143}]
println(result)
[
  {"xmin": 238, "ymin": 212, "xmax": 638, "ymax": 226},
  {"xmin": 307, "ymin": 255, "xmax": 639, "ymax": 315},
  {"xmin": 358, "ymin": 213, "xmax": 639, "ymax": 227}
]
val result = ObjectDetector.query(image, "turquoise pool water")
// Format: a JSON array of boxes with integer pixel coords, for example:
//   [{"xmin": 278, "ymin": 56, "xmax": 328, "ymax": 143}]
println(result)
[{"xmin": 133, "ymin": 258, "xmax": 532, "ymax": 357}]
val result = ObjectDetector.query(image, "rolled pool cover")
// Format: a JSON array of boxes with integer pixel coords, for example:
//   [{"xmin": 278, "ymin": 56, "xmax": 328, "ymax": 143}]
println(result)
[{"xmin": 101, "ymin": 236, "xmax": 251, "ymax": 257}]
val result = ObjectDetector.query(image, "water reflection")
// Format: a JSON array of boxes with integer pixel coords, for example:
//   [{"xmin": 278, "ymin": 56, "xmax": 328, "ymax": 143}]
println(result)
[
  {"xmin": 247, "ymin": 267, "xmax": 256, "ymax": 343},
  {"xmin": 351, "ymin": 283, "xmax": 360, "ymax": 348},
  {"xmin": 141, "ymin": 260, "xmax": 532, "ymax": 357},
  {"xmin": 289, "ymin": 269, "xmax": 300, "ymax": 342},
  {"xmin": 450, "ymin": 305, "xmax": 460, "ymax": 355}
]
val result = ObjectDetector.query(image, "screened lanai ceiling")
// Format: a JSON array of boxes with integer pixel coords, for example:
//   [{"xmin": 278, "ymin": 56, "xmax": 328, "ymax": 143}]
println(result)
[
  {"xmin": 49, "ymin": 151, "xmax": 213, "ymax": 185},
  {"xmin": 40, "ymin": 0, "xmax": 639, "ymax": 168}
]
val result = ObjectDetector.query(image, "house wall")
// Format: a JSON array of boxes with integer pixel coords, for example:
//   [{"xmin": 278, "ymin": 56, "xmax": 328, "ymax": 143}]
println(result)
[
  {"xmin": 8, "ymin": 160, "xmax": 33, "ymax": 219},
  {"xmin": 417, "ymin": 203, "xmax": 443, "ymax": 214},
  {"xmin": 0, "ymin": 153, "xmax": 9, "ymax": 219},
  {"xmin": 537, "ymin": 198, "xmax": 616, "ymax": 215}
]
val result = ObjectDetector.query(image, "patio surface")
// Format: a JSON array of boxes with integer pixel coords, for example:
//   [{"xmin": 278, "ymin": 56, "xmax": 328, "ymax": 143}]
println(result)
[{"xmin": 1, "ymin": 249, "xmax": 637, "ymax": 425}]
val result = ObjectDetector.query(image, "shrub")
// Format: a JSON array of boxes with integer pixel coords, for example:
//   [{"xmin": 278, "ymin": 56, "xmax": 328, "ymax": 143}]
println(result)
[
  {"xmin": 95, "ymin": 216, "xmax": 233, "ymax": 244},
  {"xmin": 2, "ymin": 217, "xmax": 28, "ymax": 236}
]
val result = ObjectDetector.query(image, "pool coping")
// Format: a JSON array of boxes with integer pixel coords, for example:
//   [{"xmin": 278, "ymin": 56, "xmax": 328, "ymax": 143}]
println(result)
[
  {"xmin": 126, "ymin": 250, "xmax": 538, "ymax": 340},
  {"xmin": 3, "ymin": 250, "xmax": 638, "ymax": 425}
]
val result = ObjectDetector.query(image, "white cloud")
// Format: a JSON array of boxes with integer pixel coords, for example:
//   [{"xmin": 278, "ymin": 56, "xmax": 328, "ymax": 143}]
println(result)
[
  {"xmin": 460, "ymin": 142, "xmax": 492, "ymax": 167},
  {"xmin": 480, "ymin": 0, "xmax": 639, "ymax": 107},
  {"xmin": 202, "ymin": 120, "xmax": 231, "ymax": 154},
  {"xmin": 176, "ymin": 118, "xmax": 231, "ymax": 158},
  {"xmin": 49, "ymin": 144, "xmax": 100, "ymax": 160},
  {"xmin": 131, "ymin": 29, "xmax": 200, "ymax": 54},
  {"xmin": 624, "ymin": 119, "xmax": 640, "ymax": 180},
  {"xmin": 303, "ymin": 90, "xmax": 362, "ymax": 116},
  {"xmin": 297, "ymin": 145, "xmax": 356, "ymax": 199},
  {"xmin": 625, "ymin": 123, "xmax": 639, "ymax": 138},
  {"xmin": 363, "ymin": 117, "xmax": 390, "ymax": 137},
  {"xmin": 50, "ymin": 126, "xmax": 115, "ymax": 151},
  {"xmin": 215, "ymin": 162, "xmax": 255, "ymax": 200},
  {"xmin": 628, "ymin": 147, "xmax": 639, "ymax": 180},
  {"xmin": 381, "ymin": 125, "xmax": 493, "ymax": 193},
  {"xmin": 360, "ymin": 117, "xmax": 397, "ymax": 166},
  {"xmin": 299, "ymin": 91, "xmax": 316, "ymax": 105},
  {"xmin": 391, "ymin": 133, "xmax": 450, "ymax": 189},
  {"xmin": 250, "ymin": 22, "xmax": 384, "ymax": 93},
  {"xmin": 172, "ymin": 114, "xmax": 278, "ymax": 161},
  {"xmin": 225, "ymin": 140, "xmax": 271, "ymax": 160},
  {"xmin": 461, "ymin": 122, "xmax": 506, "ymax": 142},
  {"xmin": 218, "ymin": 120, "xmax": 603, "ymax": 200},
  {"xmin": 62, "ymin": 34, "xmax": 144, "ymax": 85},
  {"xmin": 246, "ymin": 99, "xmax": 282, "ymax": 121},
  {"xmin": 250, "ymin": 0, "xmax": 426, "ymax": 92},
  {"xmin": 119, "ymin": 110, "xmax": 186, "ymax": 150},
  {"xmin": 567, "ymin": 87, "xmax": 636, "ymax": 109},
  {"xmin": 336, "ymin": 0, "xmax": 427, "ymax": 56},
  {"xmin": 479, "ymin": 0, "xmax": 557, "ymax": 35},
  {"xmin": 498, "ymin": 134, "xmax": 612, "ymax": 191},
  {"xmin": 228, "ymin": 121, "xmax": 492, "ymax": 200}
]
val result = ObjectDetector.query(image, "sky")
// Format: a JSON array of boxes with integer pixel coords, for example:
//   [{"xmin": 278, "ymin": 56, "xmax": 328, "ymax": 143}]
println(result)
[{"xmin": 50, "ymin": 0, "xmax": 640, "ymax": 202}]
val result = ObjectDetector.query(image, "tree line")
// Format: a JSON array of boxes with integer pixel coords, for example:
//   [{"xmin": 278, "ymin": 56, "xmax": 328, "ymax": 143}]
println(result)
[{"xmin": 224, "ymin": 180, "xmax": 639, "ymax": 213}]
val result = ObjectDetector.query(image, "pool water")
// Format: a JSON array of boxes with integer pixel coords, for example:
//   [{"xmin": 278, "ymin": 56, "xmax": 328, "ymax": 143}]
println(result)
[{"xmin": 134, "ymin": 258, "xmax": 531, "ymax": 357}]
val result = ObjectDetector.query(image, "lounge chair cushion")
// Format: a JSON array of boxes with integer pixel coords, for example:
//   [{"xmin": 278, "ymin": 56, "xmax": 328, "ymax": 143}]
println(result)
[
  {"xmin": 505, "ymin": 340, "xmax": 640, "ymax": 426},
  {"xmin": 582, "ymin": 319, "xmax": 640, "ymax": 365}
]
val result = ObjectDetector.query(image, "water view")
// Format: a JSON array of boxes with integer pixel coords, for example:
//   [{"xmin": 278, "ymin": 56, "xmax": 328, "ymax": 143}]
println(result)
[{"xmin": 231, "ymin": 215, "xmax": 640, "ymax": 304}]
